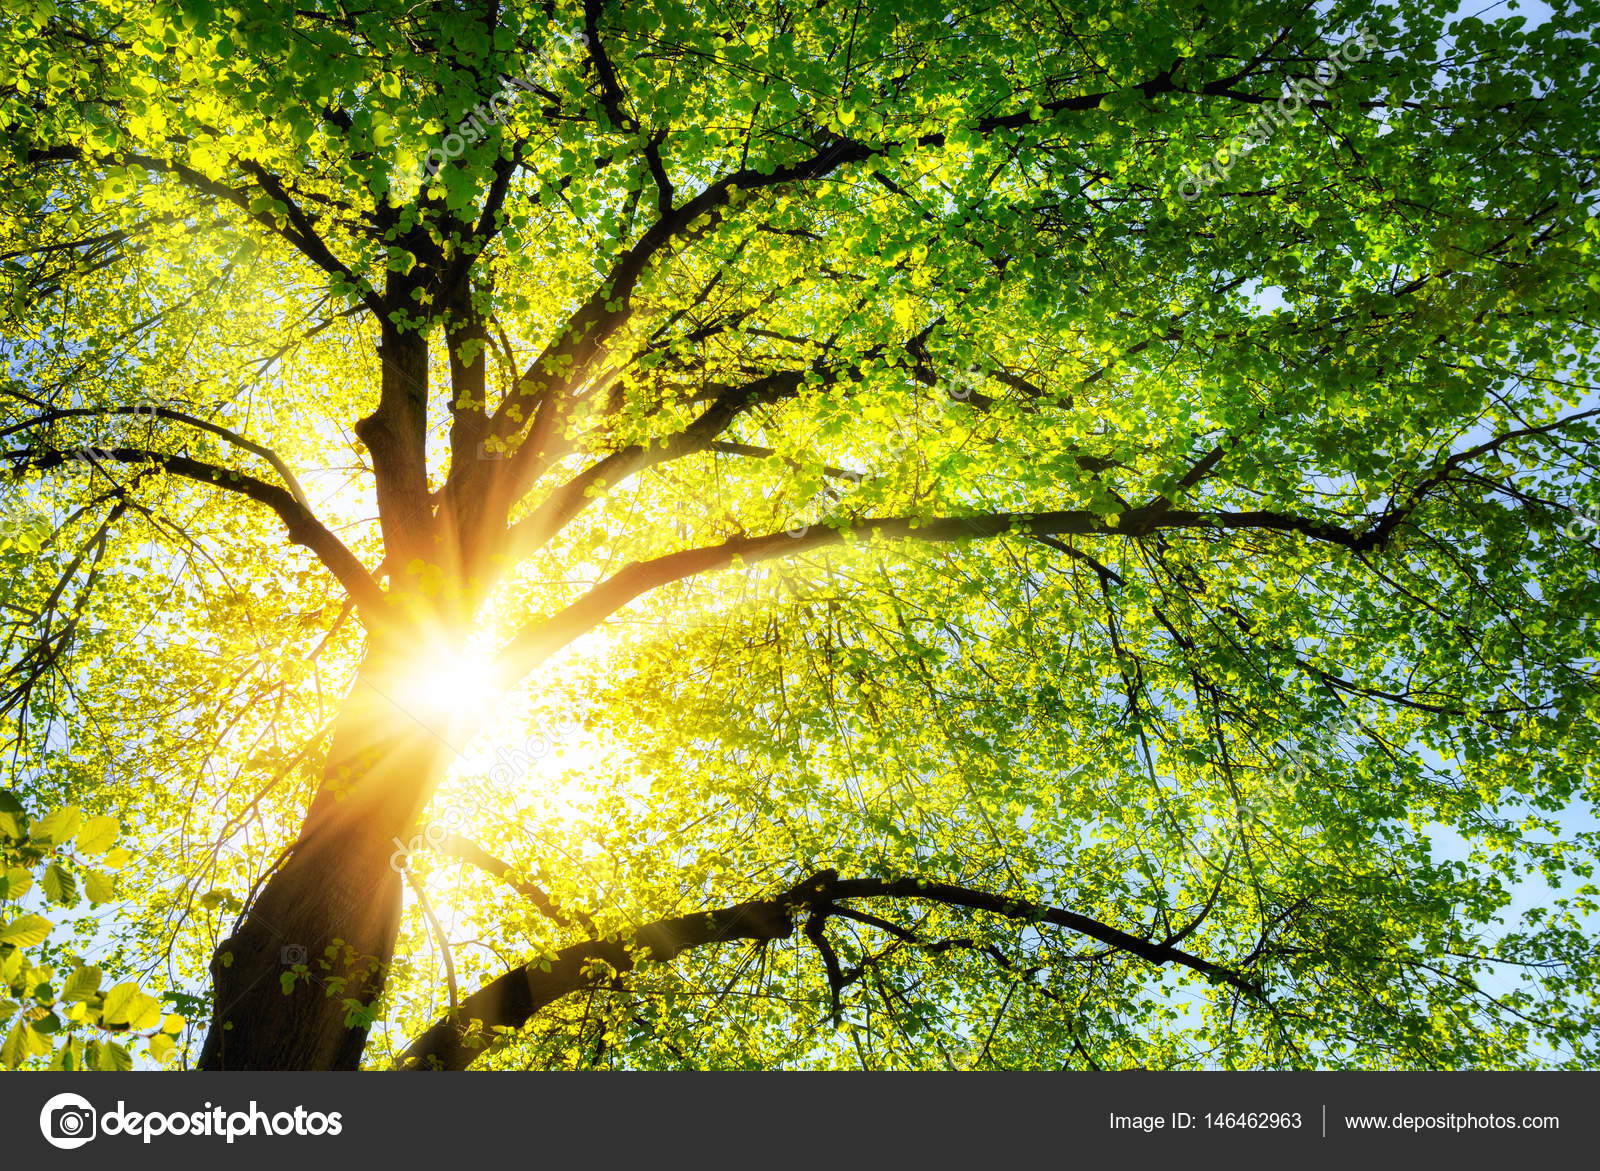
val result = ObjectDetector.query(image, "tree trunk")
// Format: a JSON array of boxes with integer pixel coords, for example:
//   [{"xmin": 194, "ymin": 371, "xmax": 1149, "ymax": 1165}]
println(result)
[{"xmin": 198, "ymin": 661, "xmax": 452, "ymax": 1069}]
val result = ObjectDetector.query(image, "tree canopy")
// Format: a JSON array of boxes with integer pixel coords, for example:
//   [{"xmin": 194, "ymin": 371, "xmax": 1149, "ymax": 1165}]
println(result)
[{"xmin": 1, "ymin": 0, "xmax": 1599, "ymax": 1070}]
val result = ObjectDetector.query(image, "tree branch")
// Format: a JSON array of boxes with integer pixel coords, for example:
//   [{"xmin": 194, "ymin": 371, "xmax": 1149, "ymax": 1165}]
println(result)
[
  {"xmin": 0, "ymin": 406, "xmax": 311, "ymax": 507},
  {"xmin": 488, "ymin": 500, "xmax": 1387, "ymax": 690},
  {"xmin": 498, "ymin": 363, "xmax": 830, "ymax": 563},
  {"xmin": 434, "ymin": 831, "xmax": 593, "ymax": 932},
  {"xmin": 398, "ymin": 870, "xmax": 1262, "ymax": 1070},
  {"xmin": 4, "ymin": 446, "xmax": 387, "ymax": 621},
  {"xmin": 25, "ymin": 147, "xmax": 382, "ymax": 315}
]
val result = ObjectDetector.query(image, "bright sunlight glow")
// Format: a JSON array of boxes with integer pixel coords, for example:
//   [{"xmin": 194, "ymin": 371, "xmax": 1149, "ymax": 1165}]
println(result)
[{"xmin": 390, "ymin": 648, "xmax": 499, "ymax": 725}]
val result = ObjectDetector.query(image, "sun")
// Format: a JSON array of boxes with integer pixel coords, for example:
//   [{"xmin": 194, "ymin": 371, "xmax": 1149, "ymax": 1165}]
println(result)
[{"xmin": 386, "ymin": 646, "xmax": 501, "ymax": 734}]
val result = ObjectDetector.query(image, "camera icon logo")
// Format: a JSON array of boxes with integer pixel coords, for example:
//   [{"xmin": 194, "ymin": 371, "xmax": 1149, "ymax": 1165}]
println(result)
[
  {"xmin": 39, "ymin": 1092, "xmax": 97, "ymax": 1149},
  {"xmin": 280, "ymin": 944, "xmax": 308, "ymax": 965}
]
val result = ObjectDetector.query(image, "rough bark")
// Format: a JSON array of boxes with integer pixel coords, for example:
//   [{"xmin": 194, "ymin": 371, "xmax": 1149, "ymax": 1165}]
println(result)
[{"xmin": 198, "ymin": 658, "xmax": 453, "ymax": 1069}]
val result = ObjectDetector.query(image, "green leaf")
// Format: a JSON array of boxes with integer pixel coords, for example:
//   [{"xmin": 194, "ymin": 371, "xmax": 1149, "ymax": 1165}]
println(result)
[
  {"xmin": 1, "ymin": 1017, "xmax": 49, "ymax": 1067},
  {"xmin": 82, "ymin": 869, "xmax": 115, "ymax": 905},
  {"xmin": 102, "ymin": 982, "xmax": 162, "ymax": 1030},
  {"xmin": 31, "ymin": 805, "xmax": 81, "ymax": 845},
  {"xmin": 0, "ymin": 791, "xmax": 24, "ymax": 841},
  {"xmin": 89, "ymin": 1038, "xmax": 134, "ymax": 1071},
  {"xmin": 0, "ymin": 914, "xmax": 51, "ymax": 947},
  {"xmin": 40, "ymin": 864, "xmax": 77, "ymax": 906},
  {"xmin": 0, "ymin": 867, "xmax": 31, "ymax": 899},
  {"xmin": 61, "ymin": 965, "xmax": 101, "ymax": 1002},
  {"xmin": 74, "ymin": 815, "xmax": 120, "ymax": 855}
]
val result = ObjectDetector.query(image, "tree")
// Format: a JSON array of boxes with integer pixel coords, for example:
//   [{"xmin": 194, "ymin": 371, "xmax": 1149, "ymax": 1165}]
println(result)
[{"xmin": 1, "ymin": 0, "xmax": 1598, "ymax": 1071}]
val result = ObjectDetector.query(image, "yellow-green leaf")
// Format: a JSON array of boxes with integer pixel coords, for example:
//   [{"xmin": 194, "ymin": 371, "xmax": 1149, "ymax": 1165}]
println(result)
[
  {"xmin": 0, "ymin": 867, "xmax": 30, "ymax": 899},
  {"xmin": 102, "ymin": 982, "xmax": 162, "ymax": 1030},
  {"xmin": 0, "ymin": 914, "xmax": 51, "ymax": 947},
  {"xmin": 1, "ymin": 1017, "xmax": 49, "ymax": 1068},
  {"xmin": 82, "ymin": 869, "xmax": 115, "ymax": 905},
  {"xmin": 75, "ymin": 816, "xmax": 120, "ymax": 855},
  {"xmin": 90, "ymin": 1038, "xmax": 133, "ymax": 1071},
  {"xmin": 62, "ymin": 965, "xmax": 102, "ymax": 1002},
  {"xmin": 32, "ymin": 805, "xmax": 82, "ymax": 845}
]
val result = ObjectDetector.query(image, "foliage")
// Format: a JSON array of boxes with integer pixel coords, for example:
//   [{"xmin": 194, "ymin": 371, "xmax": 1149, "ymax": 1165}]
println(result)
[
  {"xmin": 0, "ymin": 0, "xmax": 1598, "ymax": 1069},
  {"xmin": 0, "ymin": 790, "xmax": 185, "ymax": 1068}
]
